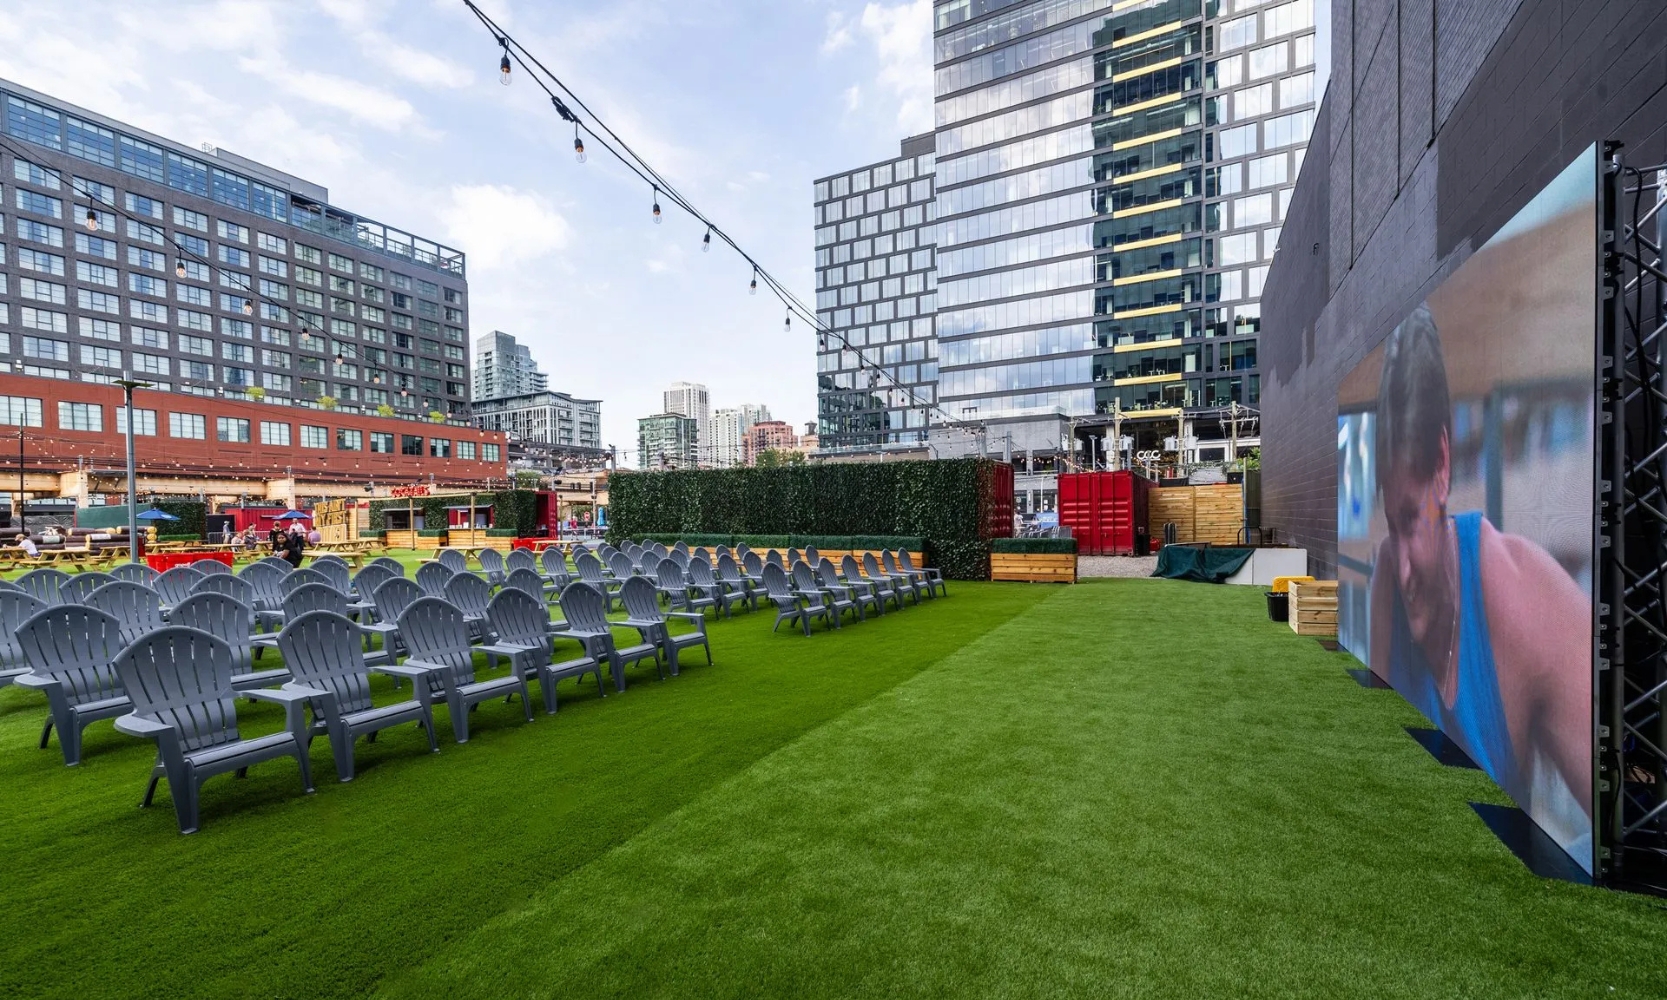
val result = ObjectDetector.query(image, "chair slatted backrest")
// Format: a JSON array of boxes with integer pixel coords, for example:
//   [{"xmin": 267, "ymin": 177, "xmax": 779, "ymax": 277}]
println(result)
[
  {"xmin": 0, "ymin": 590, "xmax": 47, "ymax": 666},
  {"xmin": 540, "ymin": 547, "xmax": 569, "ymax": 582},
  {"xmin": 478, "ymin": 548, "xmax": 507, "ymax": 578},
  {"xmin": 620, "ymin": 575, "xmax": 664, "ymax": 624},
  {"xmin": 688, "ymin": 558, "xmax": 720, "ymax": 590},
  {"xmin": 256, "ymin": 555, "xmax": 294, "ymax": 573},
  {"xmin": 486, "ymin": 588, "xmax": 552, "ymax": 657},
  {"xmin": 506, "ymin": 549, "xmax": 537, "ymax": 575},
  {"xmin": 817, "ymin": 558, "xmax": 847, "ymax": 592},
  {"xmin": 278, "ymin": 611, "xmax": 374, "ymax": 716},
  {"xmin": 415, "ymin": 561, "xmax": 455, "ymax": 598},
  {"xmin": 655, "ymin": 559, "xmax": 689, "ymax": 595},
  {"xmin": 765, "ymin": 551, "xmax": 785, "ymax": 571},
  {"xmin": 672, "ymin": 541, "xmax": 689, "ymax": 556},
  {"xmin": 558, "ymin": 582, "xmax": 609, "ymax": 635},
  {"xmin": 900, "ymin": 551, "xmax": 928, "ymax": 575},
  {"xmin": 862, "ymin": 552, "xmax": 888, "ymax": 581},
  {"xmin": 715, "ymin": 545, "xmax": 733, "ymax": 562},
  {"xmin": 882, "ymin": 551, "xmax": 905, "ymax": 576},
  {"xmin": 310, "ymin": 559, "xmax": 352, "ymax": 595},
  {"xmin": 734, "ymin": 543, "xmax": 753, "ymax": 559},
  {"xmin": 113, "ymin": 627, "xmax": 240, "ymax": 752},
  {"xmin": 59, "ymin": 572, "xmax": 116, "ymax": 605},
  {"xmin": 373, "ymin": 577, "xmax": 422, "ymax": 625},
  {"xmin": 351, "ymin": 564, "xmax": 396, "ymax": 602},
  {"xmin": 0, "ymin": 578, "xmax": 18, "ymax": 593},
  {"xmin": 504, "ymin": 568, "xmax": 546, "ymax": 604},
  {"xmin": 791, "ymin": 563, "xmax": 828, "ymax": 606},
  {"xmin": 16, "ymin": 568, "xmax": 69, "ymax": 606},
  {"xmin": 281, "ymin": 567, "xmax": 335, "ymax": 595},
  {"xmin": 15, "ymin": 605, "xmax": 127, "ymax": 706},
  {"xmin": 192, "ymin": 572, "xmax": 255, "ymax": 606},
  {"xmin": 110, "ymin": 562, "xmax": 159, "ymax": 587},
  {"xmin": 717, "ymin": 554, "xmax": 745, "ymax": 586},
  {"xmin": 84, "ymin": 581, "xmax": 166, "ymax": 644},
  {"xmin": 842, "ymin": 555, "xmax": 867, "ymax": 582},
  {"xmin": 284, "ymin": 583, "xmax": 349, "ymax": 619},
  {"xmin": 170, "ymin": 592, "xmax": 256, "ymax": 671},
  {"xmin": 667, "ymin": 550, "xmax": 690, "ymax": 572},
  {"xmin": 649, "ymin": 542, "xmax": 669, "ymax": 559},
  {"xmin": 804, "ymin": 545, "xmax": 820, "ymax": 566},
  {"xmin": 437, "ymin": 549, "xmax": 468, "ymax": 574},
  {"xmin": 239, "ymin": 562, "xmax": 287, "ymax": 612},
  {"xmin": 154, "ymin": 565, "xmax": 206, "ymax": 607},
  {"xmin": 743, "ymin": 552, "xmax": 764, "ymax": 576},
  {"xmin": 193, "ymin": 559, "xmax": 232, "ymax": 577},
  {"xmin": 787, "ymin": 548, "xmax": 802, "ymax": 568},
  {"xmin": 444, "ymin": 573, "xmax": 492, "ymax": 618},
  {"xmin": 574, "ymin": 551, "xmax": 608, "ymax": 587},
  {"xmin": 398, "ymin": 597, "xmax": 478, "ymax": 687},
  {"xmin": 313, "ymin": 554, "xmax": 349, "ymax": 570},
  {"xmin": 608, "ymin": 551, "xmax": 637, "ymax": 580},
  {"xmin": 369, "ymin": 556, "xmax": 405, "ymax": 575},
  {"xmin": 761, "ymin": 563, "xmax": 795, "ymax": 603}
]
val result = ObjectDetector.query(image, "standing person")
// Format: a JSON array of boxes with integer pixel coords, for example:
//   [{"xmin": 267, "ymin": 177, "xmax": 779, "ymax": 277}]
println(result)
[{"xmin": 282, "ymin": 523, "xmax": 307, "ymax": 569}]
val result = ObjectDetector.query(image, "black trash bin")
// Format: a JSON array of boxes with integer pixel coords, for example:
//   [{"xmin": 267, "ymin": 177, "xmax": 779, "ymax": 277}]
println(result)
[{"xmin": 1266, "ymin": 590, "xmax": 1289, "ymax": 622}]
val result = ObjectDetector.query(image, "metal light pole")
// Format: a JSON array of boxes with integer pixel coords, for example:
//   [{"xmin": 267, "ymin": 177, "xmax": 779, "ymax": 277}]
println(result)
[
  {"xmin": 114, "ymin": 375, "xmax": 153, "ymax": 564},
  {"xmin": 16, "ymin": 423, "xmax": 24, "ymax": 536}
]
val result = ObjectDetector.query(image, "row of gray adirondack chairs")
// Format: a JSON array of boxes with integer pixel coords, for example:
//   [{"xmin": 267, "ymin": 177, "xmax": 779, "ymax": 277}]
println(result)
[{"xmin": 2, "ymin": 548, "xmax": 716, "ymax": 833}]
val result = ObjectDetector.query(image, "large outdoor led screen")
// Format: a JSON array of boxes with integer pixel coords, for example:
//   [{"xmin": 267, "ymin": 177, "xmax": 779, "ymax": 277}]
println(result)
[{"xmin": 1337, "ymin": 146, "xmax": 1598, "ymax": 873}]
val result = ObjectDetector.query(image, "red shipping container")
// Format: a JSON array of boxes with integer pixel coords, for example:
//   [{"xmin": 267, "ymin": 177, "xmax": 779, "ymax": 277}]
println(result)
[{"xmin": 1058, "ymin": 471, "xmax": 1152, "ymax": 556}]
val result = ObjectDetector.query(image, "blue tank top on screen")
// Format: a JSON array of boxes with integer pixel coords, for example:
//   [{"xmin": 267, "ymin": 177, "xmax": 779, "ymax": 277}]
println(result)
[{"xmin": 1387, "ymin": 511, "xmax": 1516, "ymax": 789}]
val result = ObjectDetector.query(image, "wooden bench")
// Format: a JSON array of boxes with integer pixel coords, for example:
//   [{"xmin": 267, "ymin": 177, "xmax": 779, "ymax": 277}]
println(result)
[{"xmin": 991, "ymin": 552, "xmax": 1077, "ymax": 583}]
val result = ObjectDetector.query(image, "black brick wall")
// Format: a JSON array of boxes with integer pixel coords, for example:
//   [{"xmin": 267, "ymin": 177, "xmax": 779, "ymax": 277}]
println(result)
[{"xmin": 1260, "ymin": 0, "xmax": 1667, "ymax": 579}]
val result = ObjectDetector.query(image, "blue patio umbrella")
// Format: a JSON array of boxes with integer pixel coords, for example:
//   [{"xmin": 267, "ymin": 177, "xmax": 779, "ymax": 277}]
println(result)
[
  {"xmin": 275, "ymin": 510, "xmax": 310, "ymax": 520},
  {"xmin": 135, "ymin": 508, "xmax": 179, "ymax": 522}
]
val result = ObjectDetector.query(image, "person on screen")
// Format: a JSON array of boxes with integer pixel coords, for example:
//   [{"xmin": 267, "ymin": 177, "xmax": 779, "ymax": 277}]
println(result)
[{"xmin": 1369, "ymin": 306, "xmax": 1592, "ymax": 827}]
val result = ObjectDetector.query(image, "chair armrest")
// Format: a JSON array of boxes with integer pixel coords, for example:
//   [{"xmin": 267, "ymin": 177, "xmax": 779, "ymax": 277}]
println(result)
[
  {"xmin": 113, "ymin": 713, "xmax": 172, "ymax": 739},
  {"xmin": 11, "ymin": 673, "xmax": 54, "ymax": 692},
  {"xmin": 401, "ymin": 659, "xmax": 456, "ymax": 686},
  {"xmin": 246, "ymin": 686, "xmax": 325, "ymax": 707},
  {"xmin": 373, "ymin": 663, "xmax": 437, "ymax": 682},
  {"xmin": 479, "ymin": 641, "xmax": 538, "ymax": 657},
  {"xmin": 665, "ymin": 612, "xmax": 705, "ymax": 622},
  {"xmin": 620, "ymin": 617, "xmax": 662, "ymax": 629}
]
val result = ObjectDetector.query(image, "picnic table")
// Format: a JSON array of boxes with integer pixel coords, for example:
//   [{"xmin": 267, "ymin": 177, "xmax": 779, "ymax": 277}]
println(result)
[{"xmin": 3, "ymin": 547, "xmax": 123, "ymax": 572}]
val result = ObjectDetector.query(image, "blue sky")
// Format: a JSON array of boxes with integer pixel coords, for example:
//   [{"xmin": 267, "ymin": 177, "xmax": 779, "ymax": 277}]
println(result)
[{"xmin": 0, "ymin": 0, "xmax": 935, "ymax": 454}]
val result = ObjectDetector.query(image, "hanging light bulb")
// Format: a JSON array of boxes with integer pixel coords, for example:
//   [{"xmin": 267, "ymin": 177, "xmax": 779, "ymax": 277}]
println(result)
[
  {"xmin": 651, "ymin": 186, "xmax": 662, "ymax": 224},
  {"xmin": 84, "ymin": 209, "xmax": 98, "ymax": 231},
  {"xmin": 499, "ymin": 48, "xmax": 512, "ymax": 85},
  {"xmin": 242, "ymin": 300, "xmax": 254, "ymax": 315},
  {"xmin": 749, "ymin": 267, "xmax": 758, "ymax": 295},
  {"xmin": 784, "ymin": 312, "xmax": 791, "ymax": 332},
  {"xmin": 573, "ymin": 126, "xmax": 586, "ymax": 163},
  {"xmin": 334, "ymin": 352, "xmax": 345, "ymax": 366},
  {"xmin": 175, "ymin": 258, "xmax": 186, "ymax": 278},
  {"xmin": 702, "ymin": 228, "xmax": 711, "ymax": 252}
]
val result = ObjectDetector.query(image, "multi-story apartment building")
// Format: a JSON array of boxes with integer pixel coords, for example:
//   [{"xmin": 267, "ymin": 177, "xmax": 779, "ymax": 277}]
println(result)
[
  {"xmin": 473, "ymin": 329, "xmax": 547, "ymax": 401},
  {"xmin": 662, "ymin": 381, "xmax": 710, "ymax": 462},
  {"xmin": 637, "ymin": 412, "xmax": 698, "ymax": 469},
  {"xmin": 0, "ymin": 79, "xmax": 472, "ymax": 422},
  {"xmin": 815, "ymin": 0, "xmax": 1318, "ymax": 473},
  {"xmin": 747, "ymin": 419, "xmax": 798, "ymax": 462},
  {"xmin": 710, "ymin": 403, "xmax": 769, "ymax": 468},
  {"xmin": 812, "ymin": 133, "xmax": 939, "ymax": 453},
  {"xmin": 471, "ymin": 390, "xmax": 601, "ymax": 449}
]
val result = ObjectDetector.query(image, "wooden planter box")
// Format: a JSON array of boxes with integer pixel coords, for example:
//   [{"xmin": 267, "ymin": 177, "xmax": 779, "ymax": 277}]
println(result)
[
  {"xmin": 991, "ymin": 552, "xmax": 1077, "ymax": 583},
  {"xmin": 1289, "ymin": 580, "xmax": 1338, "ymax": 636},
  {"xmin": 384, "ymin": 530, "xmax": 440, "ymax": 551}
]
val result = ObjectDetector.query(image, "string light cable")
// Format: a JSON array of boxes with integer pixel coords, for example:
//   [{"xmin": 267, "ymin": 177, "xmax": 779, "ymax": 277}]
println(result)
[{"xmin": 459, "ymin": 1, "xmax": 971, "ymax": 435}]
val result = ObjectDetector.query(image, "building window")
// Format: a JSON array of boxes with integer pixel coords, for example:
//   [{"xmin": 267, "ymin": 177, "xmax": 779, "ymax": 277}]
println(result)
[
  {"xmin": 57, "ymin": 402, "xmax": 102, "ymax": 432},
  {"xmin": 429, "ymin": 438, "xmax": 451, "ymax": 458},
  {"xmin": 328, "ymin": 252, "xmax": 353, "ymax": 273},
  {"xmin": 216, "ymin": 416, "xmax": 251, "ymax": 443},
  {"xmin": 116, "ymin": 407, "xmax": 157, "ymax": 436},
  {"xmin": 173, "ymin": 207, "xmax": 208, "ymax": 231},
  {"xmin": 300, "ymin": 425, "xmax": 328, "ymax": 449},
  {"xmin": 14, "ymin": 190, "xmax": 62, "ymax": 219},
  {"xmin": 336, "ymin": 428, "xmax": 363, "ymax": 451},
  {"xmin": 456, "ymin": 440, "xmax": 476, "ymax": 460},
  {"xmin": 260, "ymin": 421, "xmax": 290, "ymax": 446},
  {"xmin": 400, "ymin": 434, "xmax": 423, "ymax": 456},
  {"xmin": 21, "ymin": 334, "xmax": 68, "ymax": 359},
  {"xmin": 169, "ymin": 412, "xmax": 206, "ymax": 439},
  {"xmin": 369, "ymin": 431, "xmax": 393, "ymax": 454},
  {"xmin": 482, "ymin": 443, "xmax": 500, "ymax": 462},
  {"xmin": 0, "ymin": 396, "xmax": 43, "ymax": 427}
]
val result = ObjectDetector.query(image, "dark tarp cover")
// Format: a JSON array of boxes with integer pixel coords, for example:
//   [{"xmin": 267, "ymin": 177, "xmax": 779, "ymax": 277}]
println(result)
[{"xmin": 1152, "ymin": 545, "xmax": 1253, "ymax": 583}]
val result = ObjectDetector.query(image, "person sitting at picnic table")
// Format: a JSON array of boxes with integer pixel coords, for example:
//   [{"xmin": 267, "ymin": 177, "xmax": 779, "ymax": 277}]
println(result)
[
  {"xmin": 17, "ymin": 535, "xmax": 37, "ymax": 558},
  {"xmin": 282, "ymin": 523, "xmax": 307, "ymax": 569},
  {"xmin": 269, "ymin": 522, "xmax": 285, "ymax": 554}
]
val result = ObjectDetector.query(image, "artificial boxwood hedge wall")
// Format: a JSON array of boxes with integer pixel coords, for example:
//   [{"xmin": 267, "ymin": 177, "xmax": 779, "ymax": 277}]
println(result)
[
  {"xmin": 607, "ymin": 459, "xmax": 1011, "ymax": 579},
  {"xmin": 991, "ymin": 537, "xmax": 1078, "ymax": 555},
  {"xmin": 637, "ymin": 533, "xmax": 927, "ymax": 552},
  {"xmin": 368, "ymin": 491, "xmax": 539, "ymax": 537}
]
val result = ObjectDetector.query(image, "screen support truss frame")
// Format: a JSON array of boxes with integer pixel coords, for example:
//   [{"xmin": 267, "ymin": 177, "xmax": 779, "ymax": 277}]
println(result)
[{"xmin": 1597, "ymin": 142, "xmax": 1667, "ymax": 892}]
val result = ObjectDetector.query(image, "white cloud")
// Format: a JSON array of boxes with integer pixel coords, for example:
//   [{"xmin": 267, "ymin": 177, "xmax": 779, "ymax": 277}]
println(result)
[
  {"xmin": 843, "ymin": 84, "xmax": 862, "ymax": 113},
  {"xmin": 437, "ymin": 184, "xmax": 572, "ymax": 271},
  {"xmin": 858, "ymin": 0, "xmax": 934, "ymax": 134},
  {"xmin": 821, "ymin": 12, "xmax": 854, "ymax": 53},
  {"xmin": 238, "ymin": 54, "xmax": 431, "ymax": 133}
]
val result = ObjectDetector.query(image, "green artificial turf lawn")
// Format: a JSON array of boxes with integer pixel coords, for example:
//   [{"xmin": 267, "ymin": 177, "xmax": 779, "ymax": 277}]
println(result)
[{"xmin": 4, "ymin": 576, "xmax": 1667, "ymax": 997}]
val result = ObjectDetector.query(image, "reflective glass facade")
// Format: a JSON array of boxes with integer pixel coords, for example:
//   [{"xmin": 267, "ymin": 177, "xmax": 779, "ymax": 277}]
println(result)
[{"xmin": 814, "ymin": 0, "xmax": 1318, "ymax": 452}]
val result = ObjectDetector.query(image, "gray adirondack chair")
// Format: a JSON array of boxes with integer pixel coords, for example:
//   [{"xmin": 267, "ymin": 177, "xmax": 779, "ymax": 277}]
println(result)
[
  {"xmin": 436, "ymin": 549, "xmax": 468, "ymax": 574},
  {"xmin": 153, "ymin": 565, "xmax": 205, "ymax": 608},
  {"xmin": 366, "ymin": 576, "xmax": 422, "ymax": 658},
  {"xmin": 793, "ymin": 562, "xmax": 849, "ymax": 629},
  {"xmin": 351, "ymin": 563, "xmax": 396, "ymax": 604},
  {"xmin": 0, "ymin": 577, "xmax": 18, "ymax": 593},
  {"xmin": 482, "ymin": 588, "xmax": 601, "ymax": 714},
  {"xmin": 803, "ymin": 545, "xmax": 820, "ymax": 566},
  {"xmin": 281, "ymin": 567, "xmax": 335, "ymax": 594},
  {"xmin": 309, "ymin": 558, "xmax": 353, "ymax": 596},
  {"xmin": 368, "ymin": 556, "xmax": 405, "ymax": 575},
  {"xmin": 84, "ymin": 581, "xmax": 167, "ymax": 645},
  {"xmin": 786, "ymin": 548, "xmax": 803, "ymax": 568},
  {"xmin": 558, "ymin": 582, "xmax": 657, "ymax": 693},
  {"xmin": 742, "ymin": 551, "xmax": 766, "ymax": 585},
  {"xmin": 58, "ymin": 572, "xmax": 116, "ymax": 605},
  {"xmin": 16, "ymin": 568, "xmax": 69, "ymax": 605},
  {"xmin": 192, "ymin": 559, "xmax": 231, "ymax": 576},
  {"xmin": 864, "ymin": 552, "xmax": 917, "ymax": 607},
  {"xmin": 0, "ymin": 590, "xmax": 47, "ymax": 688},
  {"xmin": 505, "ymin": 548, "xmax": 537, "ymax": 576},
  {"xmin": 256, "ymin": 555, "xmax": 294, "ymax": 573},
  {"xmin": 762, "ymin": 563, "xmax": 819, "ymax": 637},
  {"xmin": 443, "ymin": 573, "xmax": 493, "ymax": 639},
  {"xmin": 765, "ymin": 550, "xmax": 786, "ymax": 572},
  {"xmin": 734, "ymin": 543, "xmax": 753, "ymax": 559},
  {"xmin": 716, "ymin": 554, "xmax": 758, "ymax": 612},
  {"xmin": 397, "ymin": 597, "xmax": 532, "ymax": 743},
  {"xmin": 239, "ymin": 561, "xmax": 288, "ymax": 629},
  {"xmin": 284, "ymin": 583, "xmax": 349, "ymax": 618},
  {"xmin": 655, "ymin": 559, "xmax": 711, "ymax": 615},
  {"xmin": 171, "ymin": 591, "xmax": 291, "ymax": 690},
  {"xmin": 276, "ymin": 610, "xmax": 439, "ymax": 781},
  {"xmin": 573, "ymin": 552, "xmax": 620, "ymax": 612},
  {"xmin": 666, "ymin": 549, "xmax": 690, "ymax": 573},
  {"xmin": 620, "ymin": 576, "xmax": 709, "ymax": 677},
  {"xmin": 192, "ymin": 572, "xmax": 255, "ymax": 606},
  {"xmin": 607, "ymin": 551, "xmax": 638, "ymax": 581},
  {"xmin": 112, "ymin": 627, "xmax": 315, "ymax": 834},
  {"xmin": 415, "ymin": 561, "xmax": 454, "ymax": 598},
  {"xmin": 13, "ymin": 605, "xmax": 130, "ymax": 765},
  {"xmin": 899, "ymin": 550, "xmax": 947, "ymax": 597},
  {"xmin": 540, "ymin": 547, "xmax": 571, "ymax": 590},
  {"xmin": 685, "ymin": 558, "xmax": 733, "ymax": 618},
  {"xmin": 840, "ymin": 555, "xmax": 889, "ymax": 615},
  {"xmin": 819, "ymin": 558, "xmax": 876, "ymax": 621},
  {"xmin": 111, "ymin": 562, "xmax": 159, "ymax": 586},
  {"xmin": 503, "ymin": 567, "xmax": 547, "ymax": 605},
  {"xmin": 883, "ymin": 550, "xmax": 931, "ymax": 601},
  {"xmin": 477, "ymin": 547, "xmax": 508, "ymax": 587}
]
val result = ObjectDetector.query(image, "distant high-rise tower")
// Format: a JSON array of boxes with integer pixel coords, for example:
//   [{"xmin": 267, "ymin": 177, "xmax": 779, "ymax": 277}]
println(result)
[
  {"xmin": 662, "ymin": 381, "xmax": 710, "ymax": 463},
  {"xmin": 473, "ymin": 330, "xmax": 548, "ymax": 402},
  {"xmin": 710, "ymin": 404, "xmax": 770, "ymax": 468}
]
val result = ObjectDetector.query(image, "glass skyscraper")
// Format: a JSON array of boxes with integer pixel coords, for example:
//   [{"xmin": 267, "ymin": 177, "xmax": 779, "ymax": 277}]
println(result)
[{"xmin": 815, "ymin": 0, "xmax": 1318, "ymax": 466}]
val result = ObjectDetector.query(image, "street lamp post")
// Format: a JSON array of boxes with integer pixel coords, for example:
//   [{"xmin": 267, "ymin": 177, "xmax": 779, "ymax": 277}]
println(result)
[
  {"xmin": 16, "ymin": 423, "xmax": 24, "ymax": 536},
  {"xmin": 114, "ymin": 374, "xmax": 154, "ymax": 564}
]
